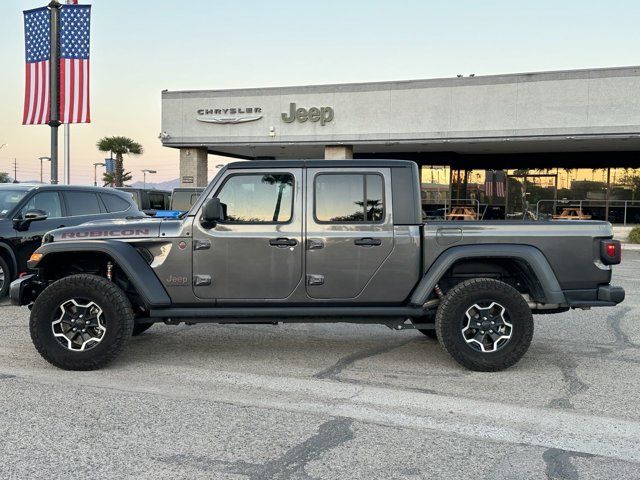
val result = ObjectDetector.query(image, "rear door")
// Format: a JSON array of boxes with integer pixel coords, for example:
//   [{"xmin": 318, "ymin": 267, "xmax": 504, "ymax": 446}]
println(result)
[
  {"xmin": 192, "ymin": 168, "xmax": 303, "ymax": 300},
  {"xmin": 62, "ymin": 190, "xmax": 108, "ymax": 226},
  {"xmin": 305, "ymin": 167, "xmax": 394, "ymax": 299}
]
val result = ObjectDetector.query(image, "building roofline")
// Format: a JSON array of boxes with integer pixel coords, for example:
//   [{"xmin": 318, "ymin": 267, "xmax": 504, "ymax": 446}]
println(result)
[{"xmin": 162, "ymin": 65, "xmax": 640, "ymax": 98}]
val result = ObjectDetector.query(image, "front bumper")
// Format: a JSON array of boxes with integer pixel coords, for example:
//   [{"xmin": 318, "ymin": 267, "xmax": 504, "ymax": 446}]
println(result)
[
  {"xmin": 9, "ymin": 274, "xmax": 42, "ymax": 306},
  {"xmin": 564, "ymin": 284, "xmax": 625, "ymax": 308}
]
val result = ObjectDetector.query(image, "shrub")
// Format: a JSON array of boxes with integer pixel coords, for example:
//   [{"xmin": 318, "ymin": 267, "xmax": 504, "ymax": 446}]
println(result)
[{"xmin": 628, "ymin": 226, "xmax": 640, "ymax": 244}]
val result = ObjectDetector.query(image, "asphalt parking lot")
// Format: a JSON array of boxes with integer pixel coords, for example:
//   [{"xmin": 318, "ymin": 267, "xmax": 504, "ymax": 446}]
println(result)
[{"xmin": 1, "ymin": 253, "xmax": 639, "ymax": 479}]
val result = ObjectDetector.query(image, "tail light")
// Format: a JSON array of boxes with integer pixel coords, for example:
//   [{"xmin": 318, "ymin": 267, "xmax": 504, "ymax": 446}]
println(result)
[{"xmin": 601, "ymin": 239, "xmax": 621, "ymax": 265}]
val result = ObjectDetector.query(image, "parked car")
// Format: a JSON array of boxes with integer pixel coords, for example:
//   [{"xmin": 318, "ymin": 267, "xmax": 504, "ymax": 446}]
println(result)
[
  {"xmin": 116, "ymin": 188, "xmax": 171, "ymax": 216},
  {"xmin": 0, "ymin": 184, "xmax": 142, "ymax": 298},
  {"xmin": 170, "ymin": 187, "xmax": 204, "ymax": 212},
  {"xmin": 12, "ymin": 160, "xmax": 624, "ymax": 372}
]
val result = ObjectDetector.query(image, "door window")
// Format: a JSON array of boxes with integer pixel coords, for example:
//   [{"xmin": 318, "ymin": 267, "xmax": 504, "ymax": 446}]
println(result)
[
  {"xmin": 21, "ymin": 191, "xmax": 62, "ymax": 218},
  {"xmin": 64, "ymin": 191, "xmax": 102, "ymax": 216},
  {"xmin": 100, "ymin": 193, "xmax": 131, "ymax": 213},
  {"xmin": 314, "ymin": 174, "xmax": 384, "ymax": 223},
  {"xmin": 216, "ymin": 174, "xmax": 294, "ymax": 223}
]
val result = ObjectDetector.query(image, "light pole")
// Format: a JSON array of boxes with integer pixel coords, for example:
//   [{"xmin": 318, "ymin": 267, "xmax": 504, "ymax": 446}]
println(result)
[
  {"xmin": 38, "ymin": 157, "xmax": 51, "ymax": 183},
  {"xmin": 142, "ymin": 169, "xmax": 157, "ymax": 189},
  {"xmin": 93, "ymin": 162, "xmax": 106, "ymax": 186}
]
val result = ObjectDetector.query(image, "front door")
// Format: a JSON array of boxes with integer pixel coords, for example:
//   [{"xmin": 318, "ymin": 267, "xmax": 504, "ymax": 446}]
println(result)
[
  {"xmin": 192, "ymin": 168, "xmax": 303, "ymax": 300},
  {"xmin": 14, "ymin": 190, "xmax": 65, "ymax": 270},
  {"xmin": 305, "ymin": 167, "xmax": 394, "ymax": 299}
]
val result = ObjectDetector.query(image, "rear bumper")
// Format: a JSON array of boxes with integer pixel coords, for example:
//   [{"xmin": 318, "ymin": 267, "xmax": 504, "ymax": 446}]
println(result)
[
  {"xmin": 564, "ymin": 285, "xmax": 625, "ymax": 308},
  {"xmin": 9, "ymin": 274, "xmax": 42, "ymax": 306}
]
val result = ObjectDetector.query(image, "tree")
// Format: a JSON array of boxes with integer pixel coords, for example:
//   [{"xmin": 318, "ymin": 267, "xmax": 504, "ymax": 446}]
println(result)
[
  {"xmin": 96, "ymin": 136, "xmax": 143, "ymax": 187},
  {"xmin": 0, "ymin": 172, "xmax": 9, "ymax": 183},
  {"xmin": 261, "ymin": 174, "xmax": 294, "ymax": 222},
  {"xmin": 102, "ymin": 171, "xmax": 132, "ymax": 187}
]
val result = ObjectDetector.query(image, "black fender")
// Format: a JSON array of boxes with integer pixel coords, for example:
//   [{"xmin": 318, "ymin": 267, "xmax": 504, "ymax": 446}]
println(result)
[
  {"xmin": 409, "ymin": 244, "xmax": 566, "ymax": 306},
  {"xmin": 33, "ymin": 240, "xmax": 171, "ymax": 307},
  {"xmin": 0, "ymin": 242, "xmax": 18, "ymax": 278}
]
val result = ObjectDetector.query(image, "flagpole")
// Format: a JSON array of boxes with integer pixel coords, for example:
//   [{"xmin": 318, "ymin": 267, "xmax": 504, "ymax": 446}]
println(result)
[
  {"xmin": 48, "ymin": 0, "xmax": 61, "ymax": 184},
  {"xmin": 64, "ymin": 124, "xmax": 70, "ymax": 184},
  {"xmin": 63, "ymin": 0, "xmax": 73, "ymax": 185}
]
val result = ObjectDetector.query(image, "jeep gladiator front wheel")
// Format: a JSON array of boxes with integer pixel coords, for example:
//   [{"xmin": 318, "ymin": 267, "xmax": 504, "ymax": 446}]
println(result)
[
  {"xmin": 29, "ymin": 274, "xmax": 134, "ymax": 370},
  {"xmin": 435, "ymin": 278, "xmax": 533, "ymax": 372}
]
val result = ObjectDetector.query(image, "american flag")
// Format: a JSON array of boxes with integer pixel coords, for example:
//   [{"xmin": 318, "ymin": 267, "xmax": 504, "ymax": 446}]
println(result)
[
  {"xmin": 22, "ymin": 7, "xmax": 50, "ymax": 125},
  {"xmin": 59, "ymin": 4, "xmax": 91, "ymax": 123},
  {"xmin": 485, "ymin": 170, "xmax": 506, "ymax": 198}
]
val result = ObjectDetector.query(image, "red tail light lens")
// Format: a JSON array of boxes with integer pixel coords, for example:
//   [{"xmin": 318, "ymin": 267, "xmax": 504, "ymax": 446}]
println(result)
[{"xmin": 601, "ymin": 240, "xmax": 621, "ymax": 265}]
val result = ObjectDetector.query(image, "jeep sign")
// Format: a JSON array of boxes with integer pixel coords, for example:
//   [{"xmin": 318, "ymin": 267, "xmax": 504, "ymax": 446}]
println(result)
[{"xmin": 281, "ymin": 103, "xmax": 334, "ymax": 126}]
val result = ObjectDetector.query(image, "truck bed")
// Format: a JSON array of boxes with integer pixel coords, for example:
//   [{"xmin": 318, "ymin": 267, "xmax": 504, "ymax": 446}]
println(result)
[{"xmin": 422, "ymin": 220, "xmax": 613, "ymax": 290}]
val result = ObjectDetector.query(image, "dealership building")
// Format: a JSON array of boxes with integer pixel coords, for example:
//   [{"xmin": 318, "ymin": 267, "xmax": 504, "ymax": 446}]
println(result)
[{"xmin": 161, "ymin": 66, "xmax": 640, "ymax": 222}]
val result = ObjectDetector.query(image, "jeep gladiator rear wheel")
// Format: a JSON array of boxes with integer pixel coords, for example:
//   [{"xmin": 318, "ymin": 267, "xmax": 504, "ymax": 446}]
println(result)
[
  {"xmin": 30, "ymin": 274, "xmax": 134, "ymax": 370},
  {"xmin": 435, "ymin": 278, "xmax": 533, "ymax": 372}
]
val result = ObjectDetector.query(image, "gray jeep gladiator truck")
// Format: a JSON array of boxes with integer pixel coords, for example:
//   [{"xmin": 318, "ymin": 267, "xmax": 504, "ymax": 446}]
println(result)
[{"xmin": 11, "ymin": 160, "xmax": 624, "ymax": 372}]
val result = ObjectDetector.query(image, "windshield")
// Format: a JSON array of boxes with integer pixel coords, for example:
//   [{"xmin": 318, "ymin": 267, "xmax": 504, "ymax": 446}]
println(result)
[{"xmin": 0, "ymin": 190, "xmax": 28, "ymax": 218}]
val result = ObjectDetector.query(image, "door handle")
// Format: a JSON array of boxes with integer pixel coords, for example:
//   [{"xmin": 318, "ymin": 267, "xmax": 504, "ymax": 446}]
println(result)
[
  {"xmin": 354, "ymin": 237, "xmax": 382, "ymax": 247},
  {"xmin": 269, "ymin": 237, "xmax": 298, "ymax": 248}
]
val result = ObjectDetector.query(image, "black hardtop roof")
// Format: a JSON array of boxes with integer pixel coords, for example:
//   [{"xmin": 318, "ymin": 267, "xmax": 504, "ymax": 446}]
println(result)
[{"xmin": 226, "ymin": 159, "xmax": 416, "ymax": 170}]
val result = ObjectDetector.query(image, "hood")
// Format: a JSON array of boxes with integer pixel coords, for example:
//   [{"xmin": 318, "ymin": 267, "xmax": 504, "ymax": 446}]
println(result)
[{"xmin": 46, "ymin": 217, "xmax": 163, "ymax": 242}]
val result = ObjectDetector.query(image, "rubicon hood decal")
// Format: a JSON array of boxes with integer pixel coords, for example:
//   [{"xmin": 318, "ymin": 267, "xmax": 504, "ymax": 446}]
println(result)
[{"xmin": 49, "ymin": 218, "xmax": 162, "ymax": 241}]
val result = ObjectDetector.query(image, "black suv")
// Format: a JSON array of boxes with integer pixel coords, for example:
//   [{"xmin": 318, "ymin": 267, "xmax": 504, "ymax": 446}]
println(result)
[{"xmin": 0, "ymin": 184, "xmax": 141, "ymax": 297}]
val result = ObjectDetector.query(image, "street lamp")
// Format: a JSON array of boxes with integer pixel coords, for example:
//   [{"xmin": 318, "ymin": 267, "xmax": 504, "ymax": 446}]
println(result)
[
  {"xmin": 38, "ymin": 157, "xmax": 51, "ymax": 184},
  {"xmin": 141, "ymin": 169, "xmax": 157, "ymax": 189},
  {"xmin": 93, "ymin": 162, "xmax": 106, "ymax": 186}
]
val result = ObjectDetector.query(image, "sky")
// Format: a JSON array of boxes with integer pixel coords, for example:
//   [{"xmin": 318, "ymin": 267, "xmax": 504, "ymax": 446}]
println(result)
[{"xmin": 1, "ymin": 0, "xmax": 639, "ymax": 185}]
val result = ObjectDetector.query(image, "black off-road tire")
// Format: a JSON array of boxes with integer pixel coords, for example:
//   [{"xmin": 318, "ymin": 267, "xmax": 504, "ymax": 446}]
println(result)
[
  {"xmin": 132, "ymin": 322, "xmax": 154, "ymax": 336},
  {"xmin": 30, "ymin": 274, "xmax": 134, "ymax": 370},
  {"xmin": 435, "ymin": 278, "xmax": 534, "ymax": 372},
  {"xmin": 0, "ymin": 255, "xmax": 11, "ymax": 298}
]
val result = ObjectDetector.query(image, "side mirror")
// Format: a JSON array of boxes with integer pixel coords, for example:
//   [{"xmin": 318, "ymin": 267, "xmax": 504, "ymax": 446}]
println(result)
[
  {"xmin": 13, "ymin": 209, "xmax": 48, "ymax": 232},
  {"xmin": 24, "ymin": 209, "xmax": 48, "ymax": 222},
  {"xmin": 200, "ymin": 198, "xmax": 225, "ymax": 227}
]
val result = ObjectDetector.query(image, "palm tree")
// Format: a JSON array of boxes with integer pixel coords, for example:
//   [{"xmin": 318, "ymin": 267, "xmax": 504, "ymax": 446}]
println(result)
[
  {"xmin": 102, "ymin": 171, "xmax": 132, "ymax": 187},
  {"xmin": 96, "ymin": 136, "xmax": 143, "ymax": 187},
  {"xmin": 261, "ymin": 174, "xmax": 294, "ymax": 221}
]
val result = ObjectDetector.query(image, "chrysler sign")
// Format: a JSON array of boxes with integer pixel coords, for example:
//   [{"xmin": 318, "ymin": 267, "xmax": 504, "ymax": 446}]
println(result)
[{"xmin": 196, "ymin": 107, "xmax": 263, "ymax": 124}]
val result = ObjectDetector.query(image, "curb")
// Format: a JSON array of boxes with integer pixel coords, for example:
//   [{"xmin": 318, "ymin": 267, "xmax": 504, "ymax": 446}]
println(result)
[{"xmin": 621, "ymin": 243, "xmax": 640, "ymax": 251}]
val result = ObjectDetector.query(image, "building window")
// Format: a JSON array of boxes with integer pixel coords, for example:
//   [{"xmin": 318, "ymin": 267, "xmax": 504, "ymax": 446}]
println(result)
[
  {"xmin": 314, "ymin": 173, "xmax": 384, "ymax": 223},
  {"xmin": 216, "ymin": 173, "xmax": 294, "ymax": 223}
]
